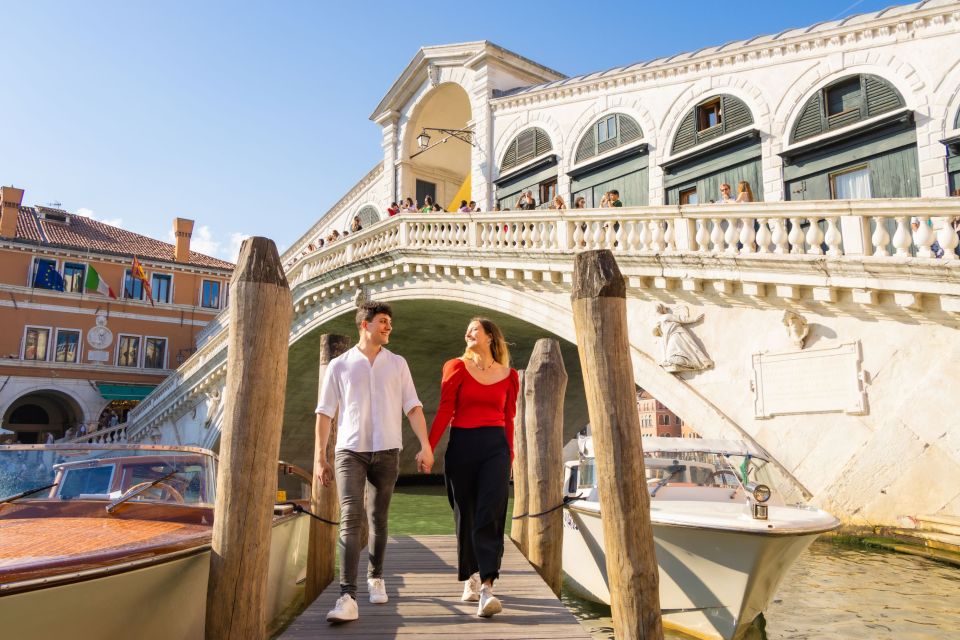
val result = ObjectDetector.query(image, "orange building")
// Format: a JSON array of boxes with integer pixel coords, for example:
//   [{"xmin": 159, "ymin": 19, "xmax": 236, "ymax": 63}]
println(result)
[
  {"xmin": 0, "ymin": 185, "xmax": 233, "ymax": 443},
  {"xmin": 637, "ymin": 389, "xmax": 700, "ymax": 438}
]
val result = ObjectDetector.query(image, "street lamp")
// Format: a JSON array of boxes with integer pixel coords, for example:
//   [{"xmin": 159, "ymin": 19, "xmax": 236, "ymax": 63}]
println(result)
[
  {"xmin": 411, "ymin": 127, "xmax": 474, "ymax": 159},
  {"xmin": 417, "ymin": 130, "xmax": 431, "ymax": 151}
]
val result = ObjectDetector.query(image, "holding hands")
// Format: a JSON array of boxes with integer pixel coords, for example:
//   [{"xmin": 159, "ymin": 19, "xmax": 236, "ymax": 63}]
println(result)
[{"xmin": 415, "ymin": 446, "xmax": 434, "ymax": 474}]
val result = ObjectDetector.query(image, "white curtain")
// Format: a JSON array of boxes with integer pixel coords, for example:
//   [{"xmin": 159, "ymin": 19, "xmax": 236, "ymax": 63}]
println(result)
[{"xmin": 833, "ymin": 167, "xmax": 872, "ymax": 199}]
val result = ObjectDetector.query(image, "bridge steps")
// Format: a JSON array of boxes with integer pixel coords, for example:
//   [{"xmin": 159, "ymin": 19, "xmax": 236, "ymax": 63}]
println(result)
[
  {"xmin": 889, "ymin": 528, "xmax": 960, "ymax": 554},
  {"xmin": 916, "ymin": 514, "xmax": 960, "ymax": 536}
]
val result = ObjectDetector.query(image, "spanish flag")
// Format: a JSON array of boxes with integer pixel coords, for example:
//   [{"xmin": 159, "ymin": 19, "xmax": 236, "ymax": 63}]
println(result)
[{"xmin": 132, "ymin": 256, "xmax": 154, "ymax": 306}]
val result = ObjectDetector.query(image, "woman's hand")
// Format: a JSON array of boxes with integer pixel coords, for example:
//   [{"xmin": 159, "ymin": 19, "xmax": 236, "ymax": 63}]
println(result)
[{"xmin": 415, "ymin": 447, "xmax": 435, "ymax": 474}]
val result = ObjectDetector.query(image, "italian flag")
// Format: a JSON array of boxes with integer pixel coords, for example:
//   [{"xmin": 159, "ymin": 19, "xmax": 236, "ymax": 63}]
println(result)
[{"xmin": 85, "ymin": 265, "xmax": 117, "ymax": 299}]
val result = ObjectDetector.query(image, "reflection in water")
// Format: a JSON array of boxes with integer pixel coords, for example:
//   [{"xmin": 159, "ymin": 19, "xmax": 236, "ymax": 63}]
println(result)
[{"xmin": 563, "ymin": 540, "xmax": 960, "ymax": 639}]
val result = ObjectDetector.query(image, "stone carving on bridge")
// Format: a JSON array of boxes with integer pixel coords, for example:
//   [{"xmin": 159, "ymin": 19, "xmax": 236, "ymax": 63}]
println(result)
[
  {"xmin": 653, "ymin": 304, "xmax": 713, "ymax": 373},
  {"xmin": 782, "ymin": 310, "xmax": 809, "ymax": 349}
]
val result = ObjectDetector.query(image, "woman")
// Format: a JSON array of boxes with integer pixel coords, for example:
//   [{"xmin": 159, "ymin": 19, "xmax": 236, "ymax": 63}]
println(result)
[
  {"xmin": 421, "ymin": 196, "xmax": 434, "ymax": 213},
  {"xmin": 736, "ymin": 180, "xmax": 754, "ymax": 203},
  {"xmin": 574, "ymin": 196, "xmax": 587, "ymax": 209},
  {"xmin": 551, "ymin": 195, "xmax": 567, "ymax": 210},
  {"xmin": 429, "ymin": 318, "xmax": 519, "ymax": 618},
  {"xmin": 350, "ymin": 215, "xmax": 363, "ymax": 233}
]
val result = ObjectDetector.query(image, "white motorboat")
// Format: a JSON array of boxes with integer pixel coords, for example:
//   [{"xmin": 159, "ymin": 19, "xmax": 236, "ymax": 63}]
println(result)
[
  {"xmin": 562, "ymin": 435, "xmax": 839, "ymax": 640},
  {"xmin": 0, "ymin": 444, "xmax": 311, "ymax": 640}
]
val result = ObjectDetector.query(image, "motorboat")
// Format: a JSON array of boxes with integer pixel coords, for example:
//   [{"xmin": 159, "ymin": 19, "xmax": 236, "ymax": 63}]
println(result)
[
  {"xmin": 562, "ymin": 435, "xmax": 839, "ymax": 640},
  {"xmin": 0, "ymin": 443, "xmax": 311, "ymax": 639}
]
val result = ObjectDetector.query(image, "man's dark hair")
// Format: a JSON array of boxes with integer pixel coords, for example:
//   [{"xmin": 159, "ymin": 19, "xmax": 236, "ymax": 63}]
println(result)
[
  {"xmin": 356, "ymin": 301, "xmax": 393, "ymax": 328},
  {"xmin": 610, "ymin": 189, "xmax": 619, "ymax": 197}
]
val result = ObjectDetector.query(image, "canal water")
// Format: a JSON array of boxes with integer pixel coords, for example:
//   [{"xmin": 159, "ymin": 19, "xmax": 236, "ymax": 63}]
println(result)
[{"xmin": 391, "ymin": 486, "xmax": 960, "ymax": 640}]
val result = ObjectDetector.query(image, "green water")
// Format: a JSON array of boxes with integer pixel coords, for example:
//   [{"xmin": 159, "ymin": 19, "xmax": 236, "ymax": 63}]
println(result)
[{"xmin": 388, "ymin": 484, "xmax": 513, "ymax": 536}]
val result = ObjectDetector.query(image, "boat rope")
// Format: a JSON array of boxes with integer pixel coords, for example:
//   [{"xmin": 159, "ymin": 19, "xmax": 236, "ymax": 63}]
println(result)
[
  {"xmin": 278, "ymin": 502, "xmax": 339, "ymax": 526},
  {"xmin": 512, "ymin": 494, "xmax": 583, "ymax": 520}
]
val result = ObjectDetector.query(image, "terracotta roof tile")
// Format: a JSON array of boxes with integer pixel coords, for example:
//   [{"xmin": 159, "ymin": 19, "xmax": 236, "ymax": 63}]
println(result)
[{"xmin": 9, "ymin": 207, "xmax": 234, "ymax": 270}]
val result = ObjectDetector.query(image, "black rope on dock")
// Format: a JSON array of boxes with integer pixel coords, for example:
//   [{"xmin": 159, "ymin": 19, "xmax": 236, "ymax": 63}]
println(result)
[
  {"xmin": 278, "ymin": 502, "xmax": 339, "ymax": 526},
  {"xmin": 512, "ymin": 494, "xmax": 583, "ymax": 520}
]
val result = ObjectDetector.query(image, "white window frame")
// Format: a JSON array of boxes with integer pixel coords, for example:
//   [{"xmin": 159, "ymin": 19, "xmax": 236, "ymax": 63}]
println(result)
[
  {"xmin": 115, "ymin": 333, "xmax": 143, "ymax": 368},
  {"xmin": 150, "ymin": 271, "xmax": 174, "ymax": 305},
  {"xmin": 143, "ymin": 335, "xmax": 169, "ymax": 370},
  {"xmin": 200, "ymin": 279, "xmax": 222, "ymax": 309},
  {"xmin": 29, "ymin": 257, "xmax": 60, "ymax": 288},
  {"xmin": 61, "ymin": 261, "xmax": 87, "ymax": 295},
  {"xmin": 21, "ymin": 325, "xmax": 53, "ymax": 361},
  {"xmin": 54, "ymin": 327, "xmax": 84, "ymax": 364}
]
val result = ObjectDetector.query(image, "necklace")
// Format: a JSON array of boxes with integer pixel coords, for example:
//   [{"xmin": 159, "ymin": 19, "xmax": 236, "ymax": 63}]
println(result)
[{"xmin": 474, "ymin": 357, "xmax": 493, "ymax": 371}]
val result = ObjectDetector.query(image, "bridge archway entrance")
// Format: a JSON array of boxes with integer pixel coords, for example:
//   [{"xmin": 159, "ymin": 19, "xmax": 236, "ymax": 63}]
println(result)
[
  {"xmin": 1, "ymin": 390, "xmax": 84, "ymax": 443},
  {"xmin": 400, "ymin": 83, "xmax": 473, "ymax": 212}
]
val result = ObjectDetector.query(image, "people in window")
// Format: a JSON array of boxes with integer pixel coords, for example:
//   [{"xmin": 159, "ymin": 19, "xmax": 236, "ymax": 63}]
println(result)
[
  {"xmin": 736, "ymin": 181, "xmax": 754, "ymax": 203},
  {"xmin": 719, "ymin": 183, "xmax": 735, "ymax": 204}
]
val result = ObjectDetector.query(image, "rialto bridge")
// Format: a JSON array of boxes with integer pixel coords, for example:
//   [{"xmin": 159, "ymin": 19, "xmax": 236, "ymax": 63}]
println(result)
[{"xmin": 117, "ymin": 201, "xmax": 960, "ymax": 527}]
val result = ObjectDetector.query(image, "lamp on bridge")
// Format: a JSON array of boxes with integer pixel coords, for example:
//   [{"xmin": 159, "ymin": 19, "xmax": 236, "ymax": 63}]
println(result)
[{"xmin": 411, "ymin": 127, "xmax": 475, "ymax": 159}]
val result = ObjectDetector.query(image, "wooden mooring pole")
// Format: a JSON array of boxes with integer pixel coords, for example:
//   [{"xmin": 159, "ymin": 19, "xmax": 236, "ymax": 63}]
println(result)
[
  {"xmin": 509, "ymin": 371, "xmax": 528, "ymax": 556},
  {"xmin": 571, "ymin": 250, "xmax": 663, "ymax": 640},
  {"xmin": 206, "ymin": 237, "xmax": 293, "ymax": 640},
  {"xmin": 524, "ymin": 338, "xmax": 567, "ymax": 597},
  {"xmin": 305, "ymin": 334, "xmax": 351, "ymax": 604}
]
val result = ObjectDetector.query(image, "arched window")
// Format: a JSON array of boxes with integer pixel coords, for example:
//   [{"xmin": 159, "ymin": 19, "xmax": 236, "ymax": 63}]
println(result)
[
  {"xmin": 791, "ymin": 74, "xmax": 904, "ymax": 143},
  {"xmin": 357, "ymin": 205, "xmax": 380, "ymax": 228},
  {"xmin": 574, "ymin": 114, "xmax": 643, "ymax": 164},
  {"xmin": 671, "ymin": 95, "xmax": 754, "ymax": 154},
  {"xmin": 955, "ymin": 105, "xmax": 960, "ymax": 130},
  {"xmin": 500, "ymin": 127, "xmax": 552, "ymax": 173}
]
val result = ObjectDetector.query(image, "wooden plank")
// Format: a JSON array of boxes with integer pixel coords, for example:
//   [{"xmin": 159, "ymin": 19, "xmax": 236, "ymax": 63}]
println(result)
[{"xmin": 279, "ymin": 535, "xmax": 590, "ymax": 640}]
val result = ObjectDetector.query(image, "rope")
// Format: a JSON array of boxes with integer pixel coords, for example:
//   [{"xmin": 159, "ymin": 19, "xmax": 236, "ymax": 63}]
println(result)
[
  {"xmin": 512, "ymin": 494, "xmax": 583, "ymax": 520},
  {"xmin": 278, "ymin": 502, "xmax": 339, "ymax": 526}
]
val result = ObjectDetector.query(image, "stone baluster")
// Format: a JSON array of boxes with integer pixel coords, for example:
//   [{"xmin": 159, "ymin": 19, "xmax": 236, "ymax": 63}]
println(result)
[
  {"xmin": 531, "ymin": 222, "xmax": 542, "ymax": 249},
  {"xmin": 625, "ymin": 220, "xmax": 638, "ymax": 251},
  {"xmin": 606, "ymin": 220, "xmax": 618, "ymax": 250},
  {"xmin": 548, "ymin": 221, "xmax": 559, "ymax": 250},
  {"xmin": 913, "ymin": 216, "xmax": 935, "ymax": 258},
  {"xmin": 824, "ymin": 217, "xmax": 842, "ymax": 256},
  {"xmin": 695, "ymin": 219, "xmax": 710, "ymax": 252},
  {"xmin": 937, "ymin": 217, "xmax": 959, "ymax": 260},
  {"xmin": 788, "ymin": 217, "xmax": 804, "ymax": 254},
  {"xmin": 638, "ymin": 219, "xmax": 652, "ymax": 252},
  {"xmin": 664, "ymin": 219, "xmax": 676, "ymax": 252},
  {"xmin": 724, "ymin": 218, "xmax": 738, "ymax": 255},
  {"xmin": 592, "ymin": 221, "xmax": 604, "ymax": 249},
  {"xmin": 710, "ymin": 218, "xmax": 725, "ymax": 253},
  {"xmin": 756, "ymin": 218, "xmax": 773, "ymax": 254},
  {"xmin": 650, "ymin": 220, "xmax": 664, "ymax": 253},
  {"xmin": 892, "ymin": 216, "xmax": 911, "ymax": 257},
  {"xmin": 572, "ymin": 221, "xmax": 585, "ymax": 249},
  {"xmin": 805, "ymin": 218, "xmax": 824, "ymax": 255},
  {"xmin": 871, "ymin": 217, "xmax": 891, "ymax": 256},
  {"xmin": 739, "ymin": 217, "xmax": 756, "ymax": 254},
  {"xmin": 478, "ymin": 222, "xmax": 488, "ymax": 248}
]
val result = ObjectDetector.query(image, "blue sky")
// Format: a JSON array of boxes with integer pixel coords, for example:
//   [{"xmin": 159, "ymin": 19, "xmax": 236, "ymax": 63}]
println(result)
[{"xmin": 0, "ymin": 0, "xmax": 897, "ymax": 261}]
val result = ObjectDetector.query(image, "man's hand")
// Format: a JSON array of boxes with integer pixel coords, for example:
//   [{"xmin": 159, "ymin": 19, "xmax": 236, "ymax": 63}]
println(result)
[
  {"xmin": 317, "ymin": 459, "xmax": 334, "ymax": 487},
  {"xmin": 415, "ymin": 447, "xmax": 434, "ymax": 474}
]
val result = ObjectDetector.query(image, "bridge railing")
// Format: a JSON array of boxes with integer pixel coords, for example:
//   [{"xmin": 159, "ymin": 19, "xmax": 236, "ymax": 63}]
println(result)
[
  {"xmin": 60, "ymin": 422, "xmax": 128, "ymax": 445},
  {"xmin": 287, "ymin": 199, "xmax": 960, "ymax": 285}
]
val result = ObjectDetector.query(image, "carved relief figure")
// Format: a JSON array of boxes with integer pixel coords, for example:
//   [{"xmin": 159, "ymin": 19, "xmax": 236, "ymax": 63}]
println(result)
[
  {"xmin": 782, "ymin": 310, "xmax": 809, "ymax": 349},
  {"xmin": 653, "ymin": 304, "xmax": 713, "ymax": 372}
]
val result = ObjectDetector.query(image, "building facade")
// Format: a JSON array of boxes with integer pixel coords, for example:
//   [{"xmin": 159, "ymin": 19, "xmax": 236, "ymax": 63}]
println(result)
[
  {"xmin": 283, "ymin": 0, "xmax": 960, "ymax": 260},
  {"xmin": 0, "ymin": 186, "xmax": 233, "ymax": 443},
  {"xmin": 637, "ymin": 390, "xmax": 695, "ymax": 438}
]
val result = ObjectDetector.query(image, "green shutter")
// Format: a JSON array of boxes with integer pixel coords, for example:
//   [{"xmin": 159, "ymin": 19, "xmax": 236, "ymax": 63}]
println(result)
[
  {"xmin": 357, "ymin": 205, "xmax": 380, "ymax": 227},
  {"xmin": 672, "ymin": 110, "xmax": 697, "ymax": 154},
  {"xmin": 575, "ymin": 128, "xmax": 596, "ymax": 163},
  {"xmin": 516, "ymin": 130, "xmax": 536, "ymax": 163},
  {"xmin": 502, "ymin": 142, "xmax": 518, "ymax": 171},
  {"xmin": 534, "ymin": 128, "xmax": 552, "ymax": 157},
  {"xmin": 868, "ymin": 145, "xmax": 919, "ymax": 198},
  {"xmin": 574, "ymin": 114, "xmax": 643, "ymax": 165},
  {"xmin": 955, "ymin": 108, "xmax": 960, "ymax": 130},
  {"xmin": 501, "ymin": 128, "xmax": 552, "ymax": 174},
  {"xmin": 721, "ymin": 96, "xmax": 753, "ymax": 134},
  {"xmin": 619, "ymin": 115, "xmax": 642, "ymax": 144},
  {"xmin": 793, "ymin": 92, "xmax": 824, "ymax": 142},
  {"xmin": 793, "ymin": 74, "xmax": 904, "ymax": 143},
  {"xmin": 864, "ymin": 74, "xmax": 904, "ymax": 117}
]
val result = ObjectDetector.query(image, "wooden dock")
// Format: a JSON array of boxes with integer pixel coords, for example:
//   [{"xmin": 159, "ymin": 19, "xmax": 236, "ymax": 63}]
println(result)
[{"xmin": 279, "ymin": 534, "xmax": 591, "ymax": 639}]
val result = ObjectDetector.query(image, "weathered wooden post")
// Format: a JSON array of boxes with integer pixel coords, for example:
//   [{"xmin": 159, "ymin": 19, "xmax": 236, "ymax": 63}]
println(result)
[
  {"xmin": 509, "ymin": 371, "xmax": 528, "ymax": 556},
  {"xmin": 571, "ymin": 249, "xmax": 663, "ymax": 640},
  {"xmin": 206, "ymin": 237, "xmax": 292, "ymax": 640},
  {"xmin": 305, "ymin": 333, "xmax": 351, "ymax": 604},
  {"xmin": 524, "ymin": 338, "xmax": 567, "ymax": 597}
]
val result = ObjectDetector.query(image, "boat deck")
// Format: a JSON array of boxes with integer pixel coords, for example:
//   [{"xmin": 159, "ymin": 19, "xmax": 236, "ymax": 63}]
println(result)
[{"xmin": 278, "ymin": 534, "xmax": 590, "ymax": 639}]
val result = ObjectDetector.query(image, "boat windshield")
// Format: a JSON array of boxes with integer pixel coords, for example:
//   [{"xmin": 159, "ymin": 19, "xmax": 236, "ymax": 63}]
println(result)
[{"xmin": 0, "ymin": 445, "xmax": 216, "ymax": 507}]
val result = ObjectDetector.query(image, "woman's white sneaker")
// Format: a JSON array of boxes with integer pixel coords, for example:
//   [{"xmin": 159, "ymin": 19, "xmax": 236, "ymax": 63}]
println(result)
[
  {"xmin": 461, "ymin": 573, "xmax": 481, "ymax": 602},
  {"xmin": 477, "ymin": 585, "xmax": 502, "ymax": 617},
  {"xmin": 326, "ymin": 594, "xmax": 359, "ymax": 622},
  {"xmin": 368, "ymin": 578, "xmax": 388, "ymax": 604}
]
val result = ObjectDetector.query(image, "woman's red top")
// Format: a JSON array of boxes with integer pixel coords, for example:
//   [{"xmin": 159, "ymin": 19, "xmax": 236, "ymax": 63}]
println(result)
[{"xmin": 428, "ymin": 358, "xmax": 521, "ymax": 458}]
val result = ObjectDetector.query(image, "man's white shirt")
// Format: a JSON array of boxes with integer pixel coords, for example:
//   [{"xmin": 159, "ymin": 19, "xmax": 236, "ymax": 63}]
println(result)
[{"xmin": 316, "ymin": 346, "xmax": 422, "ymax": 452}]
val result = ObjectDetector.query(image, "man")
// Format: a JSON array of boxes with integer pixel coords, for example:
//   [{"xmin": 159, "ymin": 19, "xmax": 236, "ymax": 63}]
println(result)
[
  {"xmin": 609, "ymin": 189, "xmax": 623, "ymax": 207},
  {"xmin": 315, "ymin": 301, "xmax": 434, "ymax": 623},
  {"xmin": 515, "ymin": 191, "xmax": 536, "ymax": 210}
]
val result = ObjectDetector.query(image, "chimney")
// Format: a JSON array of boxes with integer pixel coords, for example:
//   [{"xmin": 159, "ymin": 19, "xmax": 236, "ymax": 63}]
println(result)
[
  {"xmin": 0, "ymin": 186, "xmax": 24, "ymax": 238},
  {"xmin": 173, "ymin": 217, "xmax": 194, "ymax": 262}
]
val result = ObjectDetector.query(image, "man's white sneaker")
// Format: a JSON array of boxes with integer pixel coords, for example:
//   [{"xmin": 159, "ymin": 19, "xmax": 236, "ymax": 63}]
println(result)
[
  {"xmin": 477, "ymin": 584, "xmax": 502, "ymax": 618},
  {"xmin": 326, "ymin": 594, "xmax": 359, "ymax": 622},
  {"xmin": 461, "ymin": 572, "xmax": 481, "ymax": 602},
  {"xmin": 368, "ymin": 578, "xmax": 388, "ymax": 604}
]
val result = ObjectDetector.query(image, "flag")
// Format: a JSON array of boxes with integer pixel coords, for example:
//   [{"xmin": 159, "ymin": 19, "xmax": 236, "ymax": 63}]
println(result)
[
  {"xmin": 84, "ymin": 265, "xmax": 117, "ymax": 299},
  {"xmin": 132, "ymin": 256, "xmax": 154, "ymax": 306},
  {"xmin": 33, "ymin": 261, "xmax": 65, "ymax": 291}
]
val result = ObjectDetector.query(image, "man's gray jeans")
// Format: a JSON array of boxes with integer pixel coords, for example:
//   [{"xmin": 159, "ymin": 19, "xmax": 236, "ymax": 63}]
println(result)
[{"xmin": 335, "ymin": 448, "xmax": 400, "ymax": 598}]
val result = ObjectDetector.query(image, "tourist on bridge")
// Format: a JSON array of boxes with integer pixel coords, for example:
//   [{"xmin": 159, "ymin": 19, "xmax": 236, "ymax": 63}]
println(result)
[
  {"xmin": 515, "ymin": 191, "xmax": 536, "ymax": 210},
  {"xmin": 428, "ymin": 318, "xmax": 520, "ymax": 618},
  {"xmin": 315, "ymin": 301, "xmax": 434, "ymax": 623}
]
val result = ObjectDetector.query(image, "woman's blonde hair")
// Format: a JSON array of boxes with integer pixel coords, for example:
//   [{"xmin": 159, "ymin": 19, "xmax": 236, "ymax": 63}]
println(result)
[
  {"xmin": 737, "ymin": 181, "xmax": 754, "ymax": 201},
  {"xmin": 462, "ymin": 317, "xmax": 510, "ymax": 366}
]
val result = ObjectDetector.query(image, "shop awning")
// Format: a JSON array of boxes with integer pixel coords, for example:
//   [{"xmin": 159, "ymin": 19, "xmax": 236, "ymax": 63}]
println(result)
[{"xmin": 96, "ymin": 383, "xmax": 156, "ymax": 401}]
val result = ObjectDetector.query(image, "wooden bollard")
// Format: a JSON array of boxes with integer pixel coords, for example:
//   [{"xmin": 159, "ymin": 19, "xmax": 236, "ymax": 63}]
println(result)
[
  {"xmin": 206, "ymin": 237, "xmax": 293, "ymax": 640},
  {"xmin": 509, "ymin": 371, "xmax": 528, "ymax": 556},
  {"xmin": 572, "ymin": 250, "xmax": 663, "ymax": 640},
  {"xmin": 524, "ymin": 338, "xmax": 567, "ymax": 597},
  {"xmin": 306, "ymin": 334, "xmax": 351, "ymax": 604}
]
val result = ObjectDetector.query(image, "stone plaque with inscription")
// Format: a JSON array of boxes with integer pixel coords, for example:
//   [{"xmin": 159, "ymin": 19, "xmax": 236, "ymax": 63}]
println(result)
[
  {"xmin": 752, "ymin": 341, "xmax": 866, "ymax": 419},
  {"xmin": 87, "ymin": 350, "xmax": 110, "ymax": 362}
]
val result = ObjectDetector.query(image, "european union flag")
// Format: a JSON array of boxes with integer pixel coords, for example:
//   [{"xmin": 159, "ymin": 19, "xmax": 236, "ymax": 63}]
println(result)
[{"xmin": 34, "ymin": 261, "xmax": 65, "ymax": 291}]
